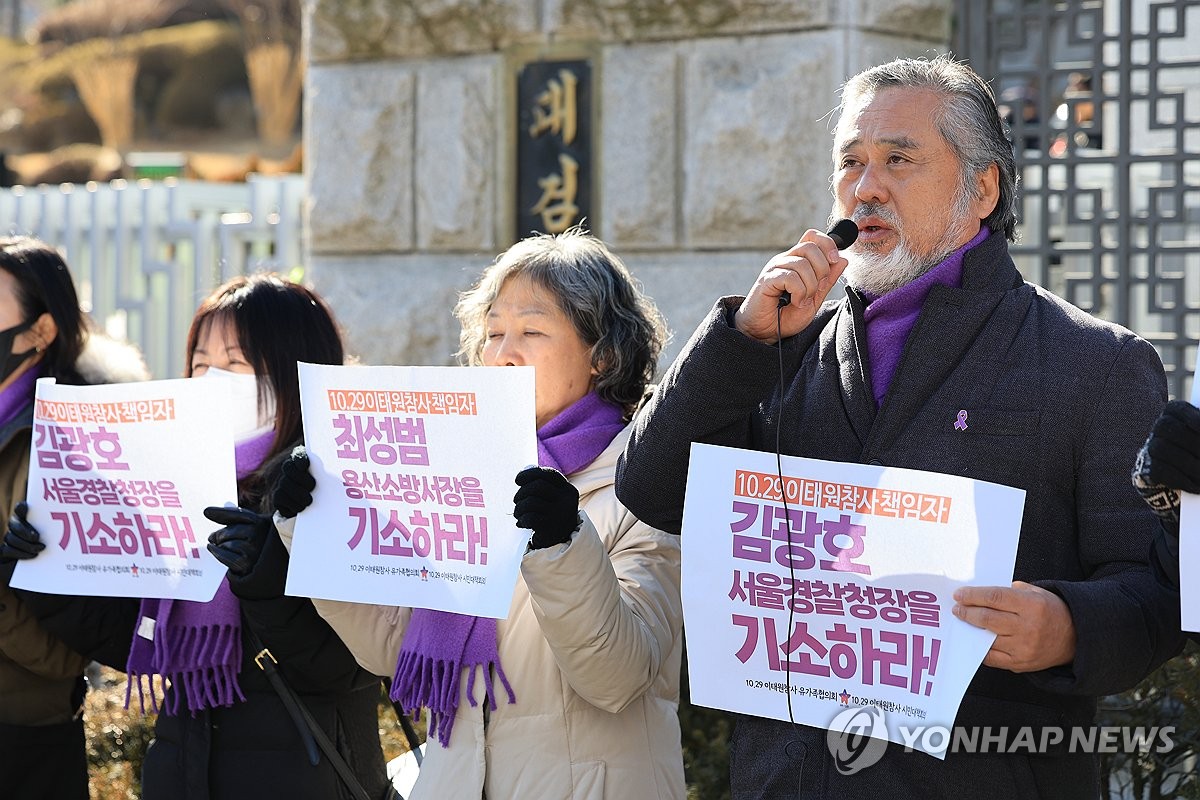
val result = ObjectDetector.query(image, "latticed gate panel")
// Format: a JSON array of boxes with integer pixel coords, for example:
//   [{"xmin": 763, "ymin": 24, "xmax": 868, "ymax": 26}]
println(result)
[{"xmin": 956, "ymin": 0, "xmax": 1199, "ymax": 400}]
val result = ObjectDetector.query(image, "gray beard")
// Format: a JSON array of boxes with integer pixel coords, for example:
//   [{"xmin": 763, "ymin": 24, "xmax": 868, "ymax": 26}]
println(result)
[
  {"xmin": 835, "ymin": 194, "xmax": 978, "ymax": 297},
  {"xmin": 842, "ymin": 243, "xmax": 938, "ymax": 297}
]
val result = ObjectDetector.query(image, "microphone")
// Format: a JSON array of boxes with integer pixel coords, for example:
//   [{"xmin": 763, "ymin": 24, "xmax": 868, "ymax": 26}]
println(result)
[{"xmin": 777, "ymin": 218, "xmax": 860, "ymax": 308}]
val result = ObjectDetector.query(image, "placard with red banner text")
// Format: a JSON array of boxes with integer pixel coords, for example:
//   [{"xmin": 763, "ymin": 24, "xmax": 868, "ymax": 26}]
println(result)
[
  {"xmin": 285, "ymin": 363, "xmax": 537, "ymax": 618},
  {"xmin": 681, "ymin": 443, "xmax": 1025, "ymax": 759},
  {"xmin": 10, "ymin": 377, "xmax": 238, "ymax": 602}
]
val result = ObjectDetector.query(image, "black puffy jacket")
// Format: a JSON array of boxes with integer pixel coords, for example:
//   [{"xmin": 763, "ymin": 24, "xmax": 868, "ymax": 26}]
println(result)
[{"xmin": 25, "ymin": 443, "xmax": 390, "ymax": 800}]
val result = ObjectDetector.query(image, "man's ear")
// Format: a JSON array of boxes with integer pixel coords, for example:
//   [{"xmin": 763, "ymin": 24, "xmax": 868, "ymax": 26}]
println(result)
[{"xmin": 973, "ymin": 163, "xmax": 1001, "ymax": 221}]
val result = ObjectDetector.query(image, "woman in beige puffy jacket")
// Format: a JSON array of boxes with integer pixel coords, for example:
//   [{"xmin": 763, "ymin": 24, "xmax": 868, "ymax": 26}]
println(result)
[{"xmin": 276, "ymin": 229, "xmax": 686, "ymax": 800}]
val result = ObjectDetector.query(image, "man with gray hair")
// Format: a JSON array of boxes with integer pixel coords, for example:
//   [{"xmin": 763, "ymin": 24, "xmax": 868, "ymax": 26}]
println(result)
[{"xmin": 617, "ymin": 55, "xmax": 1182, "ymax": 798}]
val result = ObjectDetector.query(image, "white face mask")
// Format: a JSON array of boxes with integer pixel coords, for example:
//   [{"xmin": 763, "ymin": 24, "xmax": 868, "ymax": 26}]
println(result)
[{"xmin": 201, "ymin": 366, "xmax": 276, "ymax": 440}]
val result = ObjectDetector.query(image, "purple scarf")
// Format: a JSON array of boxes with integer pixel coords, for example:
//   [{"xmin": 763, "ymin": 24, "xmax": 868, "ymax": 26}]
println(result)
[
  {"xmin": 234, "ymin": 427, "xmax": 276, "ymax": 478},
  {"xmin": 125, "ymin": 428, "xmax": 275, "ymax": 714},
  {"xmin": 391, "ymin": 392, "xmax": 626, "ymax": 746},
  {"xmin": 125, "ymin": 583, "xmax": 245, "ymax": 714},
  {"xmin": 536, "ymin": 392, "xmax": 626, "ymax": 475},
  {"xmin": 862, "ymin": 227, "xmax": 990, "ymax": 406},
  {"xmin": 0, "ymin": 365, "xmax": 38, "ymax": 430}
]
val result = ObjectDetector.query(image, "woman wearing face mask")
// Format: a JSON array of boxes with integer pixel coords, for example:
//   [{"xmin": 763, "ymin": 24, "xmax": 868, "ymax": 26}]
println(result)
[
  {"xmin": 5, "ymin": 274, "xmax": 390, "ymax": 799},
  {"xmin": 0, "ymin": 236, "xmax": 149, "ymax": 800},
  {"xmin": 272, "ymin": 230, "xmax": 687, "ymax": 799}
]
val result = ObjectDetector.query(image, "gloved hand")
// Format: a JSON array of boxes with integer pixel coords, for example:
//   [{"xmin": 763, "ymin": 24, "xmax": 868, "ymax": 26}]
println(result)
[
  {"xmin": 206, "ymin": 506, "xmax": 272, "ymax": 576},
  {"xmin": 272, "ymin": 446, "xmax": 315, "ymax": 519},
  {"xmin": 1, "ymin": 502, "xmax": 44, "ymax": 565},
  {"xmin": 1132, "ymin": 400, "xmax": 1200, "ymax": 525},
  {"xmin": 514, "ymin": 466, "xmax": 580, "ymax": 550},
  {"xmin": 205, "ymin": 506, "xmax": 289, "ymax": 600}
]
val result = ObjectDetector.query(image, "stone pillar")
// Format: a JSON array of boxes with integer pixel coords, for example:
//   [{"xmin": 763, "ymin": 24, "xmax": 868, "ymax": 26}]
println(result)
[{"xmin": 304, "ymin": 0, "xmax": 952, "ymax": 367}]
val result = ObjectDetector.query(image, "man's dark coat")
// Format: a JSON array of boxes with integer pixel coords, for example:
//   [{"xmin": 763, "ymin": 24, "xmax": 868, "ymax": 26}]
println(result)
[{"xmin": 617, "ymin": 232, "xmax": 1183, "ymax": 799}]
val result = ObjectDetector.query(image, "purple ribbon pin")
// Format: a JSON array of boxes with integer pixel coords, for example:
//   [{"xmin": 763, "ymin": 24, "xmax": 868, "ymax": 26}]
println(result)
[{"xmin": 954, "ymin": 410, "xmax": 969, "ymax": 431}]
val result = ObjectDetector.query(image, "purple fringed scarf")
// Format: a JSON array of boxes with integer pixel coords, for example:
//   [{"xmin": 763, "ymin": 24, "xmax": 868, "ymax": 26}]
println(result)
[
  {"xmin": 391, "ymin": 392, "xmax": 626, "ymax": 746},
  {"xmin": 125, "ymin": 427, "xmax": 275, "ymax": 715},
  {"xmin": 125, "ymin": 583, "xmax": 246, "ymax": 715},
  {"xmin": 390, "ymin": 609, "xmax": 516, "ymax": 747}
]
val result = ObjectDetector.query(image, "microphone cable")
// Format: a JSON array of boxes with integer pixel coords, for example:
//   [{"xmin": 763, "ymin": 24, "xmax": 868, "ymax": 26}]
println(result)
[
  {"xmin": 773, "ymin": 224, "xmax": 856, "ymax": 729},
  {"xmin": 770, "ymin": 225, "xmax": 857, "ymax": 794},
  {"xmin": 775, "ymin": 302, "xmax": 802, "ymax": 732},
  {"xmin": 775, "ymin": 301, "xmax": 810, "ymax": 800}
]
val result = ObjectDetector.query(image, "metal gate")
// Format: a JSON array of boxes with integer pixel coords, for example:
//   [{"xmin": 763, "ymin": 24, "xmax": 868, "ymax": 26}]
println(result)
[
  {"xmin": 955, "ymin": 0, "xmax": 1199, "ymax": 401},
  {"xmin": 1, "ymin": 175, "xmax": 304, "ymax": 380}
]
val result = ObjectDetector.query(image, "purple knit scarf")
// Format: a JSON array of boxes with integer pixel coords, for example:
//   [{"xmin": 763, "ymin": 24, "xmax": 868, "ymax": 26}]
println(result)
[
  {"xmin": 862, "ymin": 227, "xmax": 990, "ymax": 406},
  {"xmin": 390, "ymin": 392, "xmax": 625, "ymax": 746},
  {"xmin": 125, "ymin": 582, "xmax": 246, "ymax": 715},
  {"xmin": 536, "ymin": 391, "xmax": 626, "ymax": 475},
  {"xmin": 125, "ymin": 428, "xmax": 275, "ymax": 715}
]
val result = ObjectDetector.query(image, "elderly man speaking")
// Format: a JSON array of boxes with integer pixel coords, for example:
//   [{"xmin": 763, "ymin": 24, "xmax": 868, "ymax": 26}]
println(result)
[{"xmin": 616, "ymin": 55, "xmax": 1183, "ymax": 799}]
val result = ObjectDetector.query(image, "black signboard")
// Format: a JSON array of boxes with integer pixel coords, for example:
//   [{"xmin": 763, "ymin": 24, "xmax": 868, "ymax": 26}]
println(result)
[{"xmin": 516, "ymin": 60, "xmax": 593, "ymax": 238}]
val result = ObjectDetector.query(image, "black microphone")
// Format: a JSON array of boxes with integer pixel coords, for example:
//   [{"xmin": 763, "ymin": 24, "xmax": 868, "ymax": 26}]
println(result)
[{"xmin": 777, "ymin": 218, "xmax": 860, "ymax": 308}]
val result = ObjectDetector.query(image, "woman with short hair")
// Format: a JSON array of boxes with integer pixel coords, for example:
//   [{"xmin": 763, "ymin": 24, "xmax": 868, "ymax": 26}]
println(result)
[{"xmin": 276, "ymin": 230, "xmax": 687, "ymax": 799}]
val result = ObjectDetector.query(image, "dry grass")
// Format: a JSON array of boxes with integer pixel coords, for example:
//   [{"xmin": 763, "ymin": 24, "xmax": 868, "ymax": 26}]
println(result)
[
  {"xmin": 0, "ymin": 36, "xmax": 35, "ymax": 72},
  {"xmin": 245, "ymin": 42, "xmax": 303, "ymax": 147},
  {"xmin": 0, "ymin": 36, "xmax": 36, "ymax": 100},
  {"xmin": 84, "ymin": 665, "xmax": 419, "ymax": 800},
  {"xmin": 71, "ymin": 54, "xmax": 138, "ymax": 150},
  {"xmin": 224, "ymin": 0, "xmax": 303, "ymax": 149},
  {"xmin": 11, "ymin": 21, "xmax": 238, "ymax": 99}
]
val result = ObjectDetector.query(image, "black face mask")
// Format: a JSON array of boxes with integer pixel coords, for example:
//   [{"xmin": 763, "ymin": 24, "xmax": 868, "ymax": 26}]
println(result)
[{"xmin": 0, "ymin": 319, "xmax": 37, "ymax": 385}]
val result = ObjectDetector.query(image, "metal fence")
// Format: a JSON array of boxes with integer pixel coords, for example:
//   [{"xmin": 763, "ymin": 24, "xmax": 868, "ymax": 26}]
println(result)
[
  {"xmin": 955, "ymin": 0, "xmax": 1200, "ymax": 401},
  {"xmin": 0, "ymin": 175, "xmax": 305, "ymax": 379}
]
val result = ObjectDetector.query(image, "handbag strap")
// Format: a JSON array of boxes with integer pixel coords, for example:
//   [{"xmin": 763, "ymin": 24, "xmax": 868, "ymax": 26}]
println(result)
[
  {"xmin": 249, "ymin": 631, "xmax": 375, "ymax": 800},
  {"xmin": 381, "ymin": 677, "xmax": 424, "ymax": 766}
]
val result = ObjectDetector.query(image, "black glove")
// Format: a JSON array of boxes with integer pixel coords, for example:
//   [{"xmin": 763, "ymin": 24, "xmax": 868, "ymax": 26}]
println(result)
[
  {"xmin": 272, "ymin": 445, "xmax": 315, "ymax": 519},
  {"xmin": 1, "ymin": 502, "xmax": 44, "ymax": 565},
  {"xmin": 206, "ymin": 506, "xmax": 272, "ymax": 576},
  {"xmin": 1133, "ymin": 400, "xmax": 1200, "ymax": 525},
  {"xmin": 205, "ymin": 506, "xmax": 289, "ymax": 600},
  {"xmin": 514, "ymin": 466, "xmax": 580, "ymax": 550}
]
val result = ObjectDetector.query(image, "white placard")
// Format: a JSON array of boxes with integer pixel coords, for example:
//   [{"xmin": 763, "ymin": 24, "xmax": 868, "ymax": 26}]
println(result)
[
  {"xmin": 10, "ymin": 377, "xmax": 238, "ymax": 601},
  {"xmin": 1179, "ymin": 347, "xmax": 1200, "ymax": 631},
  {"xmin": 285, "ymin": 363, "xmax": 537, "ymax": 618},
  {"xmin": 681, "ymin": 443, "xmax": 1025, "ymax": 759}
]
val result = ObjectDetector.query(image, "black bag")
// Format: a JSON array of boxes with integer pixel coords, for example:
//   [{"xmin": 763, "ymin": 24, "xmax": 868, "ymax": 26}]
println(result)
[{"xmin": 249, "ymin": 630, "xmax": 401, "ymax": 800}]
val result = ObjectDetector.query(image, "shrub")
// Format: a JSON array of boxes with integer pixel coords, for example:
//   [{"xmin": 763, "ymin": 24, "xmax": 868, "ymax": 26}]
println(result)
[
  {"xmin": 1098, "ymin": 643, "xmax": 1200, "ymax": 799},
  {"xmin": 85, "ymin": 667, "xmax": 155, "ymax": 800},
  {"xmin": 31, "ymin": 0, "xmax": 235, "ymax": 45},
  {"xmin": 152, "ymin": 32, "xmax": 247, "ymax": 130},
  {"xmin": 2, "ymin": 20, "xmax": 249, "ymax": 151}
]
